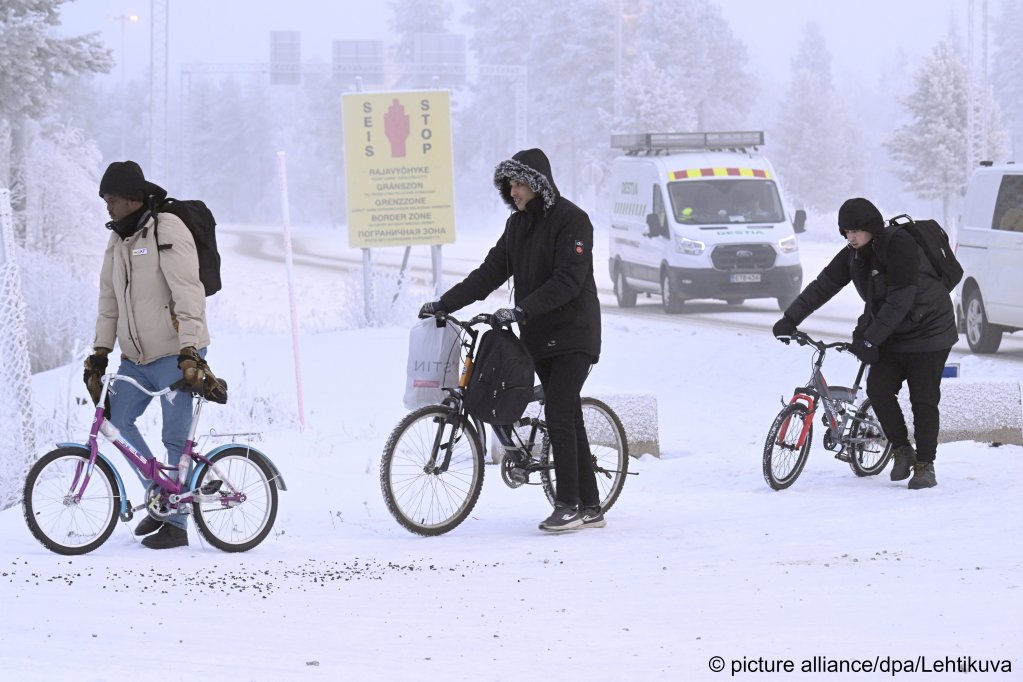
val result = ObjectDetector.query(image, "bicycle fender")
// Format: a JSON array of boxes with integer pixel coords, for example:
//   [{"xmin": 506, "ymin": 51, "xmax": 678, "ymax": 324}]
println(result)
[
  {"xmin": 190, "ymin": 443, "xmax": 288, "ymax": 492},
  {"xmin": 56, "ymin": 442, "xmax": 130, "ymax": 518}
]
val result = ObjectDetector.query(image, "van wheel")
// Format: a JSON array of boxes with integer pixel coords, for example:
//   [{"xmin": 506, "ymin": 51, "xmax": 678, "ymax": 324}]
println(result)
[
  {"xmin": 614, "ymin": 268, "xmax": 637, "ymax": 308},
  {"xmin": 725, "ymin": 298, "xmax": 745, "ymax": 306},
  {"xmin": 661, "ymin": 270, "xmax": 684, "ymax": 314},
  {"xmin": 776, "ymin": 294, "xmax": 797, "ymax": 311},
  {"xmin": 964, "ymin": 288, "xmax": 1002, "ymax": 353}
]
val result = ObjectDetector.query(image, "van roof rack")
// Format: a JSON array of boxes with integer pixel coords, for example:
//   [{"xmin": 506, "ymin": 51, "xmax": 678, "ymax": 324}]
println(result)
[{"xmin": 611, "ymin": 131, "xmax": 764, "ymax": 155}]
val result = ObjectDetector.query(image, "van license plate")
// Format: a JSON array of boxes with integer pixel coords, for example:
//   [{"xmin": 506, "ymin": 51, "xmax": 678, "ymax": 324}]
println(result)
[{"xmin": 730, "ymin": 273, "xmax": 761, "ymax": 283}]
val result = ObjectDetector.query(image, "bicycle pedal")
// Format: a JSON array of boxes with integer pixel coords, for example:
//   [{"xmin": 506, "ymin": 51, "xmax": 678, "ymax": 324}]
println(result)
[
  {"xmin": 200, "ymin": 480, "xmax": 224, "ymax": 494},
  {"xmin": 834, "ymin": 453, "xmax": 851, "ymax": 463}
]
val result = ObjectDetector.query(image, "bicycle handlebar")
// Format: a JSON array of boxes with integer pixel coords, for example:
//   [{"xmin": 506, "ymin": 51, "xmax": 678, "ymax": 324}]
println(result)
[
  {"xmin": 421, "ymin": 311, "xmax": 509, "ymax": 330},
  {"xmin": 102, "ymin": 373, "xmax": 178, "ymax": 398},
  {"xmin": 779, "ymin": 330, "xmax": 850, "ymax": 353}
]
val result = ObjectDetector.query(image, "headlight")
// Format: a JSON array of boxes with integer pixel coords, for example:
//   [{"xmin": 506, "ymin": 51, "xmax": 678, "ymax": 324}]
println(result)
[
  {"xmin": 778, "ymin": 235, "xmax": 799, "ymax": 253},
  {"xmin": 675, "ymin": 235, "xmax": 705, "ymax": 255}
]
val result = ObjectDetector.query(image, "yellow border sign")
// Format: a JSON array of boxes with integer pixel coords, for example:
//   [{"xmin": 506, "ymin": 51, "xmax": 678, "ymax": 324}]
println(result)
[{"xmin": 342, "ymin": 91, "xmax": 456, "ymax": 248}]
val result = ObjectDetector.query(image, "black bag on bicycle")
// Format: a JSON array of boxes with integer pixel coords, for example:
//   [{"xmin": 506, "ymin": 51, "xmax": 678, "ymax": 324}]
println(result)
[{"xmin": 463, "ymin": 329, "xmax": 535, "ymax": 425}]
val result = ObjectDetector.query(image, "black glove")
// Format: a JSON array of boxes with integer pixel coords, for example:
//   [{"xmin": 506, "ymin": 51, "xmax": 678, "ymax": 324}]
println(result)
[
  {"xmin": 492, "ymin": 306, "xmax": 525, "ymax": 327},
  {"xmin": 772, "ymin": 316, "xmax": 798, "ymax": 342},
  {"xmin": 849, "ymin": 338, "xmax": 880, "ymax": 365},
  {"xmin": 177, "ymin": 347, "xmax": 228, "ymax": 404},
  {"xmin": 418, "ymin": 300, "xmax": 446, "ymax": 318},
  {"xmin": 83, "ymin": 348, "xmax": 110, "ymax": 406}
]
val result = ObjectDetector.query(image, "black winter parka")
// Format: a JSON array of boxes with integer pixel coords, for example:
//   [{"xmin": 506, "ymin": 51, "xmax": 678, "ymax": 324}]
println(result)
[
  {"xmin": 785, "ymin": 227, "xmax": 957, "ymax": 352},
  {"xmin": 440, "ymin": 149, "xmax": 601, "ymax": 362}
]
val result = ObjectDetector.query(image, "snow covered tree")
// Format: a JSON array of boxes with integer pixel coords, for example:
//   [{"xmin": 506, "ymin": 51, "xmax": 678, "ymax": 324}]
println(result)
[
  {"xmin": 0, "ymin": 0, "xmax": 111, "ymax": 186},
  {"xmin": 771, "ymin": 22, "xmax": 865, "ymax": 214},
  {"xmin": 614, "ymin": 51, "xmax": 697, "ymax": 134},
  {"xmin": 887, "ymin": 36, "xmax": 1005, "ymax": 225},
  {"xmin": 388, "ymin": 0, "xmax": 454, "ymax": 63},
  {"xmin": 629, "ymin": 1, "xmax": 755, "ymax": 131},
  {"xmin": 991, "ymin": 0, "xmax": 1023, "ymax": 160}
]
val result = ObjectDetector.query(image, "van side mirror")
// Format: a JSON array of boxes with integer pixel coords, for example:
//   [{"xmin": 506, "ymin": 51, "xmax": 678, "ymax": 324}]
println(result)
[
  {"xmin": 645, "ymin": 213, "xmax": 666, "ymax": 238},
  {"xmin": 793, "ymin": 209, "xmax": 807, "ymax": 234}
]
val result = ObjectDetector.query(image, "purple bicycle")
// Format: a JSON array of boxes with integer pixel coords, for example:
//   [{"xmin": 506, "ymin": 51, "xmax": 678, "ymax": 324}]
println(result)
[{"xmin": 22, "ymin": 373, "xmax": 286, "ymax": 555}]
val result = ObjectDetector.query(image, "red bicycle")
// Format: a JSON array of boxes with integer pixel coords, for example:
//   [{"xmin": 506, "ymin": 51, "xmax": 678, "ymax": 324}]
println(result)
[{"xmin": 763, "ymin": 331, "xmax": 893, "ymax": 490}]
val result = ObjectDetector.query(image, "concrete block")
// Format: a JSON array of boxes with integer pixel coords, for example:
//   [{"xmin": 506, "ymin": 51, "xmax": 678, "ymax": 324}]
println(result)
[{"xmin": 897, "ymin": 379, "xmax": 1023, "ymax": 446}]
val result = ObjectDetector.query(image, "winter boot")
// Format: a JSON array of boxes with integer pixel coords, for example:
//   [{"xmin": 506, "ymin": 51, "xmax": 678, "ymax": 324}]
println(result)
[
  {"xmin": 908, "ymin": 461, "xmax": 937, "ymax": 490},
  {"xmin": 889, "ymin": 444, "xmax": 916, "ymax": 482},
  {"xmin": 141, "ymin": 524, "xmax": 188, "ymax": 549},
  {"xmin": 134, "ymin": 515, "xmax": 163, "ymax": 536}
]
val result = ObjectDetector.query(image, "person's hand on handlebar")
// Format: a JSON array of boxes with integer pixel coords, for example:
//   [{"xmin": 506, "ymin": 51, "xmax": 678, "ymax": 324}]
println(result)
[
  {"xmin": 849, "ymin": 337, "xmax": 880, "ymax": 365},
  {"xmin": 418, "ymin": 300, "xmax": 446, "ymax": 318},
  {"xmin": 491, "ymin": 306, "xmax": 525, "ymax": 328},
  {"xmin": 772, "ymin": 316, "xmax": 798, "ymax": 344}
]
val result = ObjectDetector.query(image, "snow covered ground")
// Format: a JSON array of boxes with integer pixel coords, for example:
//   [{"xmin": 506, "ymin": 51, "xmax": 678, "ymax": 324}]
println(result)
[{"xmin": 2, "ymin": 221, "xmax": 1021, "ymax": 681}]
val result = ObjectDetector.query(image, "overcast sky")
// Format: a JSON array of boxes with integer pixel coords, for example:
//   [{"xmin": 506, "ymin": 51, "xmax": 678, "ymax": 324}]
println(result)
[{"xmin": 60, "ymin": 0, "xmax": 982, "ymax": 91}]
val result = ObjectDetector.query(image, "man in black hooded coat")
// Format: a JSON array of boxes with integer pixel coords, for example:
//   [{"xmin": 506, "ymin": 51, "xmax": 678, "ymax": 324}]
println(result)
[
  {"xmin": 420, "ymin": 148, "xmax": 603, "ymax": 531},
  {"xmin": 772, "ymin": 198, "xmax": 957, "ymax": 489}
]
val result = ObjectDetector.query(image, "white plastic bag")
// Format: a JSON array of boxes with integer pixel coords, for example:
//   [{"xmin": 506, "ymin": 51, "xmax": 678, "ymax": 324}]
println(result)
[{"xmin": 403, "ymin": 317, "xmax": 461, "ymax": 409}]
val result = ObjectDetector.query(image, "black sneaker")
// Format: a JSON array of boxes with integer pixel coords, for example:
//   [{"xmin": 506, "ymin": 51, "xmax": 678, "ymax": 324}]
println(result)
[
  {"xmin": 890, "ymin": 444, "xmax": 917, "ymax": 481},
  {"xmin": 140, "ymin": 524, "xmax": 188, "ymax": 549},
  {"xmin": 580, "ymin": 506, "xmax": 606, "ymax": 529},
  {"xmin": 908, "ymin": 461, "xmax": 937, "ymax": 489},
  {"xmin": 134, "ymin": 515, "xmax": 163, "ymax": 536},
  {"xmin": 539, "ymin": 502, "xmax": 583, "ymax": 532}
]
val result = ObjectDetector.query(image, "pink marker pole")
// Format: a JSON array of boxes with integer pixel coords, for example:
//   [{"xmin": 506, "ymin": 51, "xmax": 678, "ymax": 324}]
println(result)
[{"xmin": 276, "ymin": 151, "xmax": 306, "ymax": 431}]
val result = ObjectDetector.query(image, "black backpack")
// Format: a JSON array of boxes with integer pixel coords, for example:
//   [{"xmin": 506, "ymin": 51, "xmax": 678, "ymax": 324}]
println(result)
[
  {"xmin": 463, "ymin": 329, "xmax": 535, "ymax": 425},
  {"xmin": 153, "ymin": 198, "xmax": 222, "ymax": 296},
  {"xmin": 887, "ymin": 214, "xmax": 963, "ymax": 292}
]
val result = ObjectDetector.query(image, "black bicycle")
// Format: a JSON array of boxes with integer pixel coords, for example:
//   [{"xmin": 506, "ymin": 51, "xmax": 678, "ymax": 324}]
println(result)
[
  {"xmin": 380, "ymin": 312, "xmax": 630, "ymax": 535},
  {"xmin": 763, "ymin": 331, "xmax": 893, "ymax": 490}
]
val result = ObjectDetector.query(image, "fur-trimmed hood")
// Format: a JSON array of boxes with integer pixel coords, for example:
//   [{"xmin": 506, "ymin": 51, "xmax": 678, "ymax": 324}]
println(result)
[{"xmin": 493, "ymin": 148, "xmax": 560, "ymax": 211}]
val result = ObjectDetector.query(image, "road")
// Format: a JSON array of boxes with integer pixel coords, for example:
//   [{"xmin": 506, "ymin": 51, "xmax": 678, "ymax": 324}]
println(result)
[{"xmin": 221, "ymin": 224, "xmax": 1023, "ymax": 369}]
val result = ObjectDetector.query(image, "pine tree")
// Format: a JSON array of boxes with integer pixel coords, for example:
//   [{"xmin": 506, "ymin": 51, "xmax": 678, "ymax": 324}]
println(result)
[
  {"xmin": 991, "ymin": 0, "xmax": 1023, "ymax": 160},
  {"xmin": 771, "ymin": 22, "xmax": 864, "ymax": 214},
  {"xmin": 887, "ymin": 36, "xmax": 1005, "ymax": 225},
  {"xmin": 0, "ymin": 0, "xmax": 112, "ymax": 185}
]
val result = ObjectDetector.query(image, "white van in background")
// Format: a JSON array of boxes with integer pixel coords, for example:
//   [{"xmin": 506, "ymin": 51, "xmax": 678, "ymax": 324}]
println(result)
[
  {"xmin": 607, "ymin": 131, "xmax": 805, "ymax": 313},
  {"xmin": 954, "ymin": 161, "xmax": 1023, "ymax": 353}
]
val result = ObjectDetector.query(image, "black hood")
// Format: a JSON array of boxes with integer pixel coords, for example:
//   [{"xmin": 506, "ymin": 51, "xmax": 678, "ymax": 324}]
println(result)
[{"xmin": 493, "ymin": 148, "xmax": 560, "ymax": 211}]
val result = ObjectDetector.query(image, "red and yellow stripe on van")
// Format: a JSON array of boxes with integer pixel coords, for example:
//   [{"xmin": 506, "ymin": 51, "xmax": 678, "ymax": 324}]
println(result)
[{"xmin": 668, "ymin": 167, "xmax": 772, "ymax": 180}]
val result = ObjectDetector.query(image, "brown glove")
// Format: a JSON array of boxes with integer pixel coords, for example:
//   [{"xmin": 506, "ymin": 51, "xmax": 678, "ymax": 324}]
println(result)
[
  {"xmin": 177, "ymin": 347, "xmax": 228, "ymax": 404},
  {"xmin": 83, "ymin": 348, "xmax": 111, "ymax": 406}
]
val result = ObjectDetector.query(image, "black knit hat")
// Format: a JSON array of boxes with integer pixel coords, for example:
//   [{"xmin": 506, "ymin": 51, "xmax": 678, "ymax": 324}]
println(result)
[
  {"xmin": 98, "ymin": 161, "xmax": 166, "ymax": 201},
  {"xmin": 837, "ymin": 197, "xmax": 884, "ymax": 236}
]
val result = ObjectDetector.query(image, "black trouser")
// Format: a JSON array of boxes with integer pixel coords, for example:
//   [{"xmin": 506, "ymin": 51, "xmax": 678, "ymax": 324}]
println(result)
[
  {"xmin": 535, "ymin": 352, "xmax": 600, "ymax": 509},
  {"xmin": 866, "ymin": 347, "xmax": 951, "ymax": 463}
]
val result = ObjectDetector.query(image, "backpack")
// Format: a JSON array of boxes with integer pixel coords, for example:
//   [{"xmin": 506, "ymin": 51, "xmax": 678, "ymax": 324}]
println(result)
[
  {"xmin": 463, "ymin": 329, "xmax": 535, "ymax": 425},
  {"xmin": 887, "ymin": 214, "xmax": 963, "ymax": 292},
  {"xmin": 153, "ymin": 198, "xmax": 222, "ymax": 296}
]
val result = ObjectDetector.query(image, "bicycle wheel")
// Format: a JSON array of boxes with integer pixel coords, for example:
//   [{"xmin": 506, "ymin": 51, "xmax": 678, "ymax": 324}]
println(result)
[
  {"xmin": 192, "ymin": 447, "xmax": 279, "ymax": 552},
  {"xmin": 540, "ymin": 397, "xmax": 630, "ymax": 513},
  {"xmin": 847, "ymin": 399, "xmax": 893, "ymax": 477},
  {"xmin": 763, "ymin": 403, "xmax": 813, "ymax": 490},
  {"xmin": 23, "ymin": 447, "xmax": 121, "ymax": 555},
  {"xmin": 380, "ymin": 404, "xmax": 485, "ymax": 536}
]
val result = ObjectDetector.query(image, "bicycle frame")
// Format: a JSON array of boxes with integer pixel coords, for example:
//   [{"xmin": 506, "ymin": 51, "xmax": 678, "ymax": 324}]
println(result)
[
  {"xmin": 69, "ymin": 374, "xmax": 254, "ymax": 521},
  {"xmin": 780, "ymin": 334, "xmax": 868, "ymax": 453}
]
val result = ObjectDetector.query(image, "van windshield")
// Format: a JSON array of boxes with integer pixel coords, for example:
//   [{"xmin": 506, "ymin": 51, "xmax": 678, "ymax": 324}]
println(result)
[{"xmin": 667, "ymin": 179, "xmax": 785, "ymax": 225}]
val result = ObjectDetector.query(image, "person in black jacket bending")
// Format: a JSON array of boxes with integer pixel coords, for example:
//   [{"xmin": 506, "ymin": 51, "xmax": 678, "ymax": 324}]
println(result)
[
  {"xmin": 772, "ymin": 198, "xmax": 957, "ymax": 489},
  {"xmin": 419, "ymin": 148, "xmax": 603, "ymax": 531}
]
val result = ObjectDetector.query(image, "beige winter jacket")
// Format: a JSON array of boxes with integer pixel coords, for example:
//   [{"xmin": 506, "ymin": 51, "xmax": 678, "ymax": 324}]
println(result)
[{"xmin": 94, "ymin": 211, "xmax": 210, "ymax": 364}]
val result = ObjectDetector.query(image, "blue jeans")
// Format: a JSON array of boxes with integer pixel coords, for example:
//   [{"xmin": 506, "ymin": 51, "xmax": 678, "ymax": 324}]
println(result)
[{"xmin": 110, "ymin": 350, "xmax": 205, "ymax": 530}]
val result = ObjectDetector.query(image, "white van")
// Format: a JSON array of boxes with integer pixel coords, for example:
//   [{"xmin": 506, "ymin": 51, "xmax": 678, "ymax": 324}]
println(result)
[
  {"xmin": 608, "ymin": 131, "xmax": 805, "ymax": 313},
  {"xmin": 954, "ymin": 162, "xmax": 1023, "ymax": 353}
]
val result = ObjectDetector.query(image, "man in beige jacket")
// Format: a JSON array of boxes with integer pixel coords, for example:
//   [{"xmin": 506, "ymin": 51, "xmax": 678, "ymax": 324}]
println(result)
[{"xmin": 84, "ymin": 161, "xmax": 215, "ymax": 549}]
